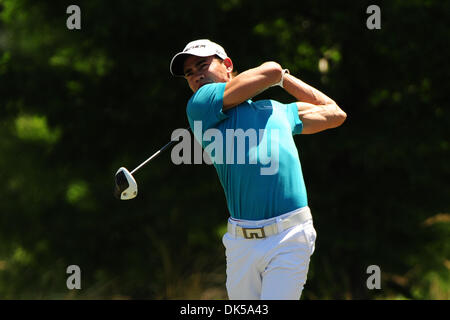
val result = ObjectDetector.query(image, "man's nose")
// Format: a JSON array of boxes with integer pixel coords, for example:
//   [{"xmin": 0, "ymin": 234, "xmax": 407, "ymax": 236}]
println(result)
[{"xmin": 194, "ymin": 72, "xmax": 205, "ymax": 83}]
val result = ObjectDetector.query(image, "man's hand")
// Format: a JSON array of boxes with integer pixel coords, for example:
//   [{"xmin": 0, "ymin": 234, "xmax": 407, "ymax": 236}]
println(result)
[{"xmin": 222, "ymin": 62, "xmax": 283, "ymax": 110}]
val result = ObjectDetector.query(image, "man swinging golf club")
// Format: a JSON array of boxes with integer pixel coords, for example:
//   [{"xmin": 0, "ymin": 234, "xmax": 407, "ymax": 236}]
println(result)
[{"xmin": 169, "ymin": 39, "xmax": 346, "ymax": 300}]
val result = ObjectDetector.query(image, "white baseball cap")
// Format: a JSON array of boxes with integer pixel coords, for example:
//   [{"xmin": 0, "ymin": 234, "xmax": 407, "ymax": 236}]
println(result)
[{"xmin": 170, "ymin": 39, "xmax": 228, "ymax": 77}]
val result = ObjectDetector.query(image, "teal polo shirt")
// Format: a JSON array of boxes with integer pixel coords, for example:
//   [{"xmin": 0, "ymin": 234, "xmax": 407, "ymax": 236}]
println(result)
[{"xmin": 186, "ymin": 82, "xmax": 307, "ymax": 220}]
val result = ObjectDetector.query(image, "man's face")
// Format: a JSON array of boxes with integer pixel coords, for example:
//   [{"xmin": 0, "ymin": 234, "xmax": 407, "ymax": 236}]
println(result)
[{"xmin": 183, "ymin": 55, "xmax": 233, "ymax": 93}]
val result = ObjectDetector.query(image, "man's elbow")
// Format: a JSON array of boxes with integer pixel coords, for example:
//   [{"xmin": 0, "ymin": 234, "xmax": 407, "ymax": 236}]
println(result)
[
  {"xmin": 330, "ymin": 105, "xmax": 347, "ymax": 128},
  {"xmin": 337, "ymin": 109, "xmax": 347, "ymax": 126},
  {"xmin": 261, "ymin": 61, "xmax": 283, "ymax": 82}
]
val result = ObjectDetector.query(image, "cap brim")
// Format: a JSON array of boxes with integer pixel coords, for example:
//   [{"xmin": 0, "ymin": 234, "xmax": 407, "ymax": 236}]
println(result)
[
  {"xmin": 170, "ymin": 51, "xmax": 225, "ymax": 77},
  {"xmin": 170, "ymin": 52, "xmax": 193, "ymax": 77}
]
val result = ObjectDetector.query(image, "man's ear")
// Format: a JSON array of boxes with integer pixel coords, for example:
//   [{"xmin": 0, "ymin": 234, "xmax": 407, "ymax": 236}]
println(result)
[{"xmin": 223, "ymin": 57, "xmax": 234, "ymax": 73}]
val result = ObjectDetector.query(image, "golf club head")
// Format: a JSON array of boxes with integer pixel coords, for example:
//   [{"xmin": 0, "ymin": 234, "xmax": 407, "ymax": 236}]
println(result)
[{"xmin": 114, "ymin": 167, "xmax": 138, "ymax": 200}]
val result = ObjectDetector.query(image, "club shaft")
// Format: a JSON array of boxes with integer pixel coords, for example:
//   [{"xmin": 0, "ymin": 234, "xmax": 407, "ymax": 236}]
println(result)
[{"xmin": 130, "ymin": 127, "xmax": 191, "ymax": 175}]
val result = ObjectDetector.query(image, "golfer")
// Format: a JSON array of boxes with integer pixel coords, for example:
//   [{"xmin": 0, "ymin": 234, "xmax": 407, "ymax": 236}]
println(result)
[{"xmin": 170, "ymin": 39, "xmax": 346, "ymax": 300}]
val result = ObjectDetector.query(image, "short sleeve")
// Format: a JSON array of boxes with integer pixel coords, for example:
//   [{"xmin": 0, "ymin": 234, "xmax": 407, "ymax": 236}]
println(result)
[
  {"xmin": 186, "ymin": 82, "xmax": 229, "ymax": 133},
  {"xmin": 286, "ymin": 102, "xmax": 303, "ymax": 135}
]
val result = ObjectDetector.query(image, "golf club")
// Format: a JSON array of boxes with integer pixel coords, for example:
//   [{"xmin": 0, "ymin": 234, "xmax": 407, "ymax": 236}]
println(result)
[{"xmin": 114, "ymin": 127, "xmax": 191, "ymax": 200}]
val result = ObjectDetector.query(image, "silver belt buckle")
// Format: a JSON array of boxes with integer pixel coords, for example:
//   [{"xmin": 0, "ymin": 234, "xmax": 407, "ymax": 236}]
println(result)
[{"xmin": 242, "ymin": 227, "xmax": 266, "ymax": 239}]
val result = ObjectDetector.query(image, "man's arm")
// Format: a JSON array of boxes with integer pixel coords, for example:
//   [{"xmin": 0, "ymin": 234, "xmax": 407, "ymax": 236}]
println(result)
[
  {"xmin": 282, "ymin": 73, "xmax": 347, "ymax": 134},
  {"xmin": 222, "ymin": 62, "xmax": 283, "ymax": 111}
]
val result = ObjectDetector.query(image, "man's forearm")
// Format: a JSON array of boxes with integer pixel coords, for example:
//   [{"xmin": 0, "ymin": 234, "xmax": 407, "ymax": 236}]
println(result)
[
  {"xmin": 223, "ymin": 62, "xmax": 283, "ymax": 110},
  {"xmin": 282, "ymin": 73, "xmax": 335, "ymax": 106}
]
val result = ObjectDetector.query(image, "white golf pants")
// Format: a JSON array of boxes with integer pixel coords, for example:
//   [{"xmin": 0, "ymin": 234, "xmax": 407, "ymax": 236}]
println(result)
[{"xmin": 222, "ymin": 207, "xmax": 317, "ymax": 300}]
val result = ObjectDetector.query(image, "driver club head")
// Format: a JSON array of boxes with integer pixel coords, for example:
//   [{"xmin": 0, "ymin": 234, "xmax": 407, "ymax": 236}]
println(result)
[{"xmin": 114, "ymin": 167, "xmax": 138, "ymax": 200}]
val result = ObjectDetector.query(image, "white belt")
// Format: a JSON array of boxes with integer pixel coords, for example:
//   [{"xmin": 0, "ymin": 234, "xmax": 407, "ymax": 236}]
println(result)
[{"xmin": 227, "ymin": 207, "xmax": 312, "ymax": 239}]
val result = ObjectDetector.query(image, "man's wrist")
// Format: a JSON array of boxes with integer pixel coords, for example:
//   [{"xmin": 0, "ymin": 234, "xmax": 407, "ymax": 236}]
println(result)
[
  {"xmin": 280, "ymin": 69, "xmax": 290, "ymax": 88},
  {"xmin": 272, "ymin": 68, "xmax": 290, "ymax": 88}
]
